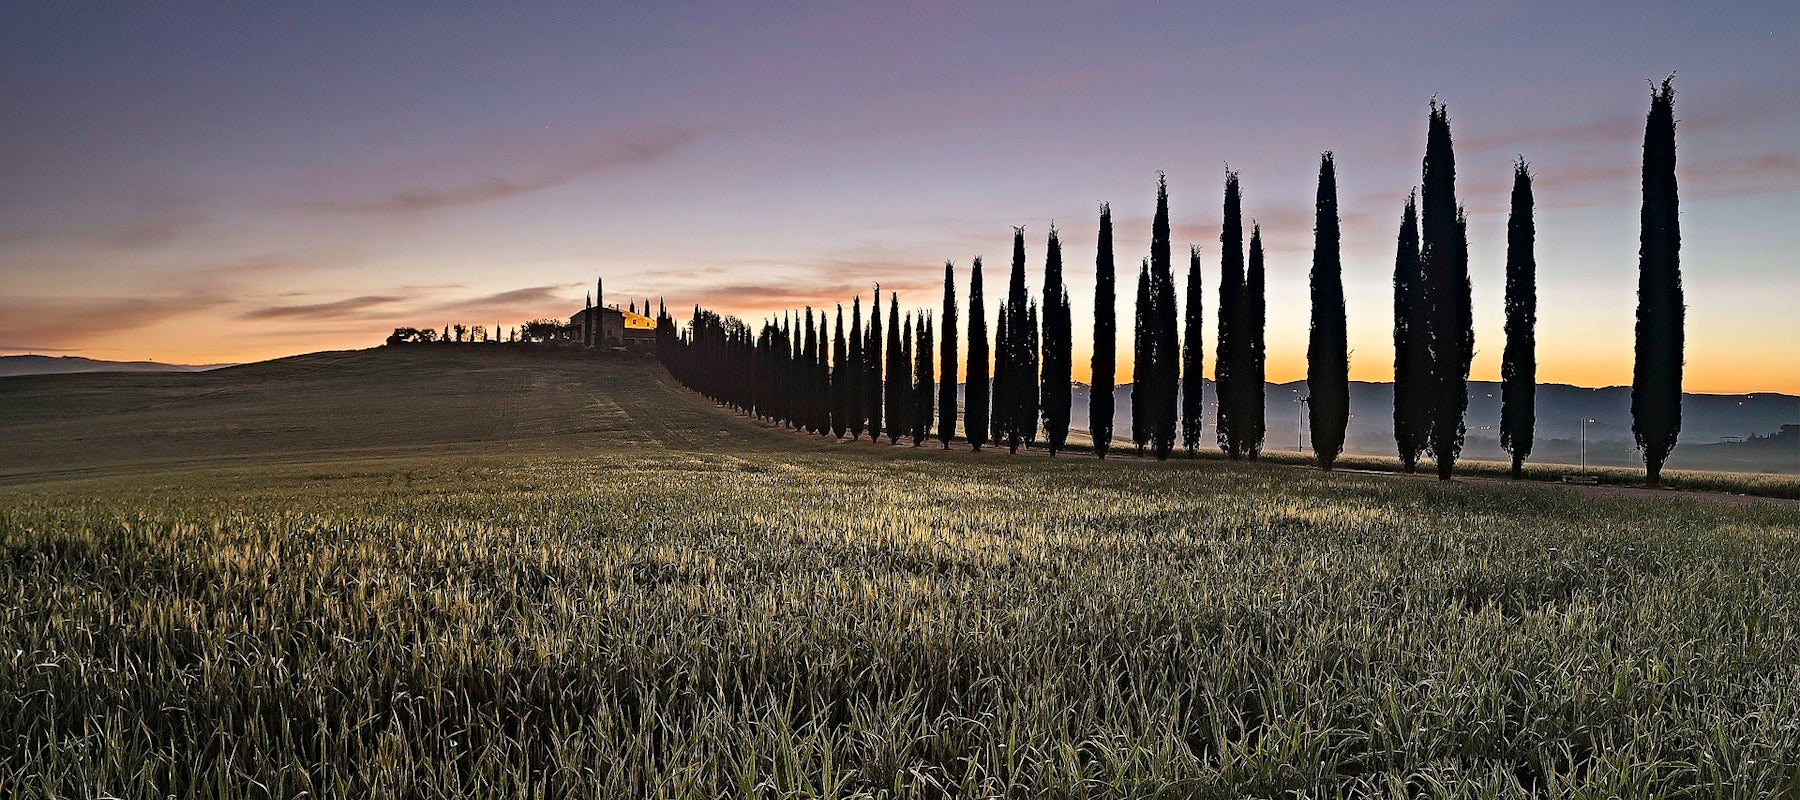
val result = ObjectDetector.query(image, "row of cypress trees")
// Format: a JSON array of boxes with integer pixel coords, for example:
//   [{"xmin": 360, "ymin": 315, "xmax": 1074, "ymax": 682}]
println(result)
[{"xmin": 655, "ymin": 83, "xmax": 1683, "ymax": 483}]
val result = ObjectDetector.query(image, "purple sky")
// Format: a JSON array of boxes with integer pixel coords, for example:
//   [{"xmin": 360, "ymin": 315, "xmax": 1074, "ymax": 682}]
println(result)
[{"xmin": 2, "ymin": 2, "xmax": 1795, "ymax": 391}]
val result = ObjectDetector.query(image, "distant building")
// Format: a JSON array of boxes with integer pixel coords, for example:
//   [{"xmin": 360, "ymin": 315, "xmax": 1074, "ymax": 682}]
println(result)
[{"xmin": 568, "ymin": 277, "xmax": 653, "ymax": 348}]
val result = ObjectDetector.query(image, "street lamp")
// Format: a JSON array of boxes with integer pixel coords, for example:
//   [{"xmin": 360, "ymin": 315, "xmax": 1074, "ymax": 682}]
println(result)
[
  {"xmin": 1580, "ymin": 417, "xmax": 1598, "ymax": 475},
  {"xmin": 1292, "ymin": 389, "xmax": 1308, "ymax": 453}
]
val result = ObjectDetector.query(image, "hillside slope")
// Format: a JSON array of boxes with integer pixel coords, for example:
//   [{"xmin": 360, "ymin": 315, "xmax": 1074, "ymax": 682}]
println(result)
[
  {"xmin": 0, "ymin": 346, "xmax": 780, "ymax": 482},
  {"xmin": 0, "ymin": 354, "xmax": 232, "ymax": 377}
]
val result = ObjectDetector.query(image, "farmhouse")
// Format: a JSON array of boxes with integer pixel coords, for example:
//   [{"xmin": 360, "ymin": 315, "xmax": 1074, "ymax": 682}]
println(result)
[{"xmin": 569, "ymin": 277, "xmax": 657, "ymax": 348}]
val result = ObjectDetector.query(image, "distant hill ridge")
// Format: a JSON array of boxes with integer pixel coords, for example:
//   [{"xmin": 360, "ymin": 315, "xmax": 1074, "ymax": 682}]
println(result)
[{"xmin": 0, "ymin": 355, "xmax": 235, "ymax": 377}]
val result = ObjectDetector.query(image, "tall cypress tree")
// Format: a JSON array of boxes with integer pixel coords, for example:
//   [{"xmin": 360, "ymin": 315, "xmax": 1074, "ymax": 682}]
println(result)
[
  {"xmin": 993, "ymin": 303, "xmax": 1012, "ymax": 451},
  {"xmin": 1041, "ymin": 225, "xmax": 1072, "ymax": 455},
  {"xmin": 965, "ymin": 259, "xmax": 990, "ymax": 451},
  {"xmin": 1244, "ymin": 223, "xmax": 1267, "ymax": 460},
  {"xmin": 1501, "ymin": 158, "xmax": 1537, "ymax": 479},
  {"xmin": 915, "ymin": 312, "xmax": 933, "ymax": 446},
  {"xmin": 832, "ymin": 305, "xmax": 848, "ymax": 438},
  {"xmin": 938, "ymin": 262, "xmax": 958, "ymax": 448},
  {"xmin": 1633, "ymin": 77, "xmax": 1683, "ymax": 488},
  {"xmin": 848, "ymin": 297, "xmax": 865, "ymax": 440},
  {"xmin": 1149, "ymin": 173, "xmax": 1179, "ymax": 460},
  {"xmin": 1090, "ymin": 203, "xmax": 1116, "ymax": 458},
  {"xmin": 868, "ymin": 287, "xmax": 883, "ymax": 442},
  {"xmin": 1004, "ymin": 226, "xmax": 1034, "ymax": 453},
  {"xmin": 804, "ymin": 307, "xmax": 820, "ymax": 434},
  {"xmin": 1182, "ymin": 244, "xmax": 1204, "ymax": 456},
  {"xmin": 890, "ymin": 308, "xmax": 910, "ymax": 444},
  {"xmin": 1308, "ymin": 152, "xmax": 1349, "ymax": 471},
  {"xmin": 1131, "ymin": 259, "xmax": 1151, "ymax": 456},
  {"xmin": 1421, "ymin": 100, "xmax": 1471, "ymax": 480},
  {"xmin": 1216, "ymin": 171, "xmax": 1245, "ymax": 458},
  {"xmin": 1392, "ymin": 192, "xmax": 1428, "ymax": 471}
]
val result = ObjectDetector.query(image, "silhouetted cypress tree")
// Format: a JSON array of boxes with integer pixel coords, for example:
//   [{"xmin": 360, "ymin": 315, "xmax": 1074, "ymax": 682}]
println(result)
[
  {"xmin": 993, "ymin": 303, "xmax": 1012, "ymax": 450},
  {"xmin": 1003, "ymin": 226, "xmax": 1034, "ymax": 453},
  {"xmin": 914, "ymin": 312, "xmax": 933, "ymax": 446},
  {"xmin": 868, "ymin": 287, "xmax": 883, "ymax": 442},
  {"xmin": 1501, "ymin": 158, "xmax": 1537, "ymax": 479},
  {"xmin": 1392, "ymin": 192, "xmax": 1428, "ymax": 471},
  {"xmin": 1148, "ymin": 174, "xmax": 1179, "ymax": 460},
  {"xmin": 1308, "ymin": 153, "xmax": 1349, "ymax": 471},
  {"xmin": 1633, "ymin": 77, "xmax": 1683, "ymax": 488},
  {"xmin": 1421, "ymin": 100, "xmax": 1471, "ymax": 480},
  {"xmin": 832, "ymin": 305, "xmax": 848, "ymax": 438},
  {"xmin": 1041, "ymin": 225, "xmax": 1072, "ymax": 455},
  {"xmin": 848, "ymin": 297, "xmax": 865, "ymax": 440},
  {"xmin": 1131, "ymin": 259, "xmax": 1150, "ymax": 457},
  {"xmin": 938, "ymin": 262, "xmax": 958, "ymax": 448},
  {"xmin": 1244, "ymin": 223, "xmax": 1266, "ymax": 460},
  {"xmin": 888, "ymin": 303, "xmax": 908, "ymax": 444},
  {"xmin": 1182, "ymin": 244, "xmax": 1204, "ymax": 455},
  {"xmin": 1091, "ymin": 203, "xmax": 1116, "ymax": 458},
  {"xmin": 965, "ymin": 259, "xmax": 990, "ymax": 451},
  {"xmin": 1216, "ymin": 171, "xmax": 1245, "ymax": 458},
  {"xmin": 804, "ymin": 308, "xmax": 820, "ymax": 433}
]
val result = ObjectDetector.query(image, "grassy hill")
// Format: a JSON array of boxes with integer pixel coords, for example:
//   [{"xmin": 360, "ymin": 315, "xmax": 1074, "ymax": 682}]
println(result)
[{"xmin": 2, "ymin": 347, "xmax": 1797, "ymax": 797}]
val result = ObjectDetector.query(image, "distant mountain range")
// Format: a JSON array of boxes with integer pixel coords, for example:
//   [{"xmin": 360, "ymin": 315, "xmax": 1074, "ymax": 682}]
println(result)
[
  {"xmin": 980, "ymin": 379, "xmax": 1796, "ymax": 474},
  {"xmin": 0, "ymin": 355, "xmax": 236, "ymax": 378}
]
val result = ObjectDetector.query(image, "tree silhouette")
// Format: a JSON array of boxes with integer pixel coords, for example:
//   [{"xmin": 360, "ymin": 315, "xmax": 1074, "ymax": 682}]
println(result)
[
  {"xmin": 1633, "ymin": 77, "xmax": 1683, "ymax": 488},
  {"xmin": 1244, "ymin": 223, "xmax": 1266, "ymax": 460},
  {"xmin": 848, "ymin": 297, "xmax": 865, "ymax": 440},
  {"xmin": 804, "ymin": 308, "xmax": 820, "ymax": 433},
  {"xmin": 1501, "ymin": 158, "xmax": 1537, "ymax": 479},
  {"xmin": 868, "ymin": 287, "xmax": 883, "ymax": 442},
  {"xmin": 1090, "ymin": 203, "xmax": 1116, "ymax": 458},
  {"xmin": 1003, "ymin": 226, "xmax": 1036, "ymax": 453},
  {"xmin": 1148, "ymin": 173, "xmax": 1179, "ymax": 460},
  {"xmin": 1131, "ymin": 258, "xmax": 1150, "ymax": 457},
  {"xmin": 831, "ymin": 306, "xmax": 848, "ymax": 437},
  {"xmin": 914, "ymin": 312, "xmax": 933, "ymax": 446},
  {"xmin": 1024, "ymin": 300, "xmax": 1040, "ymax": 449},
  {"xmin": 1216, "ymin": 171, "xmax": 1245, "ymax": 459},
  {"xmin": 938, "ymin": 262, "xmax": 958, "ymax": 448},
  {"xmin": 1182, "ymin": 244, "xmax": 1204, "ymax": 456},
  {"xmin": 1308, "ymin": 152, "xmax": 1349, "ymax": 471},
  {"xmin": 1041, "ymin": 225, "xmax": 1072, "ymax": 455},
  {"xmin": 993, "ymin": 302, "xmax": 1012, "ymax": 450},
  {"xmin": 965, "ymin": 259, "xmax": 990, "ymax": 451},
  {"xmin": 887, "ymin": 299, "xmax": 908, "ymax": 445},
  {"xmin": 1422, "ymin": 100, "xmax": 1471, "ymax": 480},
  {"xmin": 1392, "ymin": 192, "xmax": 1427, "ymax": 472}
]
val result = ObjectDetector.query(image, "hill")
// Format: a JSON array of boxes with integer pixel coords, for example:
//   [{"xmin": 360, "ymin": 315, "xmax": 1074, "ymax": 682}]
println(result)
[
  {"xmin": 0, "ymin": 346, "xmax": 781, "ymax": 483},
  {"xmin": 0, "ymin": 354, "xmax": 234, "ymax": 377}
]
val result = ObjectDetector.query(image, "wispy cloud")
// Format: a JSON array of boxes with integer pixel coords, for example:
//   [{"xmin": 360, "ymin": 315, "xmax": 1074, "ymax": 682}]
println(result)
[
  {"xmin": 298, "ymin": 127, "xmax": 703, "ymax": 214},
  {"xmin": 0, "ymin": 294, "xmax": 232, "ymax": 349},
  {"xmin": 240, "ymin": 294, "xmax": 405, "ymax": 320}
]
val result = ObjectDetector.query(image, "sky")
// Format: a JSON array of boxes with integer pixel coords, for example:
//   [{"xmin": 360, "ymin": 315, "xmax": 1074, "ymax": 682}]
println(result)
[{"xmin": 2, "ymin": 2, "xmax": 1796, "ymax": 392}]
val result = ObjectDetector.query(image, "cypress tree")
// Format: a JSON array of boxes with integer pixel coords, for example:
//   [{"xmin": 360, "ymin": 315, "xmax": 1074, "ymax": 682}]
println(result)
[
  {"xmin": 915, "ymin": 312, "xmax": 933, "ymax": 446},
  {"xmin": 965, "ymin": 259, "xmax": 990, "ymax": 451},
  {"xmin": 1131, "ymin": 259, "xmax": 1150, "ymax": 457},
  {"xmin": 1216, "ymin": 171, "xmax": 1245, "ymax": 458},
  {"xmin": 889, "ymin": 304, "xmax": 909, "ymax": 445},
  {"xmin": 938, "ymin": 262, "xmax": 958, "ymax": 448},
  {"xmin": 1004, "ymin": 226, "xmax": 1035, "ymax": 453},
  {"xmin": 832, "ymin": 305, "xmax": 848, "ymax": 438},
  {"xmin": 1182, "ymin": 244, "xmax": 1204, "ymax": 455},
  {"xmin": 1421, "ymin": 100, "xmax": 1472, "ymax": 480},
  {"xmin": 848, "ymin": 297, "xmax": 865, "ymax": 440},
  {"xmin": 1244, "ymin": 222, "xmax": 1267, "ymax": 460},
  {"xmin": 804, "ymin": 308, "xmax": 819, "ymax": 434},
  {"xmin": 1149, "ymin": 172, "xmax": 1179, "ymax": 460},
  {"xmin": 993, "ymin": 303, "xmax": 1012, "ymax": 451},
  {"xmin": 1041, "ymin": 225, "xmax": 1072, "ymax": 455},
  {"xmin": 868, "ymin": 286, "xmax": 883, "ymax": 442},
  {"xmin": 1308, "ymin": 152, "xmax": 1349, "ymax": 471},
  {"xmin": 1633, "ymin": 77, "xmax": 1682, "ymax": 487},
  {"xmin": 1501, "ymin": 158, "xmax": 1537, "ymax": 479},
  {"xmin": 1392, "ymin": 192, "xmax": 1428, "ymax": 471},
  {"xmin": 1090, "ymin": 203, "xmax": 1116, "ymax": 458}
]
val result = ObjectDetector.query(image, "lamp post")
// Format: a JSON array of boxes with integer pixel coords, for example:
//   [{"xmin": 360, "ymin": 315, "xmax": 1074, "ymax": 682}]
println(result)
[
  {"xmin": 1295, "ymin": 395, "xmax": 1309, "ymax": 453},
  {"xmin": 1580, "ymin": 417, "xmax": 1597, "ymax": 475}
]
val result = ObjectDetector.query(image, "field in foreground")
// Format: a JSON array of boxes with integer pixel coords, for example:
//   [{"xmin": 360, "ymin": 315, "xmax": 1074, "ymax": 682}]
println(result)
[{"xmin": 3, "ymin": 349, "xmax": 1798, "ymax": 797}]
